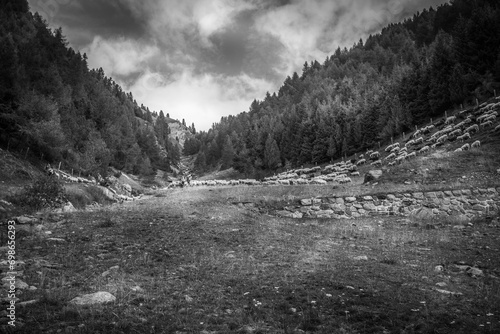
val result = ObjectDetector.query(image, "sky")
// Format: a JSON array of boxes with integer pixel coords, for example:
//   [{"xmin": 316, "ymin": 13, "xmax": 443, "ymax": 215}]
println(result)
[{"xmin": 28, "ymin": 0, "xmax": 448, "ymax": 131}]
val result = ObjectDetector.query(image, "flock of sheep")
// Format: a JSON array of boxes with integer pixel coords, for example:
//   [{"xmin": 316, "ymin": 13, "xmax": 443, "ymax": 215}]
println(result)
[
  {"xmin": 167, "ymin": 98, "xmax": 500, "ymax": 188},
  {"xmin": 168, "ymin": 161, "xmax": 358, "ymax": 188},
  {"xmin": 360, "ymin": 99, "xmax": 500, "ymax": 168}
]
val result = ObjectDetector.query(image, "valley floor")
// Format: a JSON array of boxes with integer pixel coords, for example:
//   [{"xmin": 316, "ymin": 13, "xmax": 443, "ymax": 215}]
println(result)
[{"xmin": 1, "ymin": 186, "xmax": 500, "ymax": 333}]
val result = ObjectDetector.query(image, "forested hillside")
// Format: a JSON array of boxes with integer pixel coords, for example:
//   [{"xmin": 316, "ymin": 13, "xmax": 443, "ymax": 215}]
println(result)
[
  {"xmin": 189, "ymin": 0, "xmax": 500, "ymax": 177},
  {"xmin": 0, "ymin": 0, "xmax": 188, "ymax": 177}
]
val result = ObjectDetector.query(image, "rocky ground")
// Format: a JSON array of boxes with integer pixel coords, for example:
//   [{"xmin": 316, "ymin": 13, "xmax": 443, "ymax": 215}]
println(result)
[{"xmin": 0, "ymin": 186, "xmax": 499, "ymax": 333}]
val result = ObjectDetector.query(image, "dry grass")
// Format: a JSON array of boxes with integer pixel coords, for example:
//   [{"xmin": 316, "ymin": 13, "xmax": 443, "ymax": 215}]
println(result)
[{"xmin": 3, "ymin": 186, "xmax": 500, "ymax": 333}]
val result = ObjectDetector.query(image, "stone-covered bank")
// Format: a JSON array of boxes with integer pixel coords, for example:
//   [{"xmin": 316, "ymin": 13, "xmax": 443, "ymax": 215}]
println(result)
[{"xmin": 275, "ymin": 188, "xmax": 500, "ymax": 219}]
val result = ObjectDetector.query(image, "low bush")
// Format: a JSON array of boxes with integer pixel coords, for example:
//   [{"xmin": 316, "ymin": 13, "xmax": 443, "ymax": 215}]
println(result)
[
  {"xmin": 9, "ymin": 175, "xmax": 66, "ymax": 211},
  {"xmin": 64, "ymin": 184, "xmax": 115, "ymax": 208}
]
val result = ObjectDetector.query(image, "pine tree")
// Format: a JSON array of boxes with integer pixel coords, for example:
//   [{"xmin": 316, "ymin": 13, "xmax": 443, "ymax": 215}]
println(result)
[
  {"xmin": 264, "ymin": 135, "xmax": 281, "ymax": 169},
  {"xmin": 221, "ymin": 135, "xmax": 234, "ymax": 169}
]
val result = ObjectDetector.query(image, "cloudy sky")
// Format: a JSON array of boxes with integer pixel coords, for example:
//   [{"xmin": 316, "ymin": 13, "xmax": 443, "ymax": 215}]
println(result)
[{"xmin": 28, "ymin": 0, "xmax": 448, "ymax": 131}]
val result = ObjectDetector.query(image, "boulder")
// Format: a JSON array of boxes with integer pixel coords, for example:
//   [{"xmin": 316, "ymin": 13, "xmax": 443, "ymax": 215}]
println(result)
[
  {"xmin": 123, "ymin": 184, "xmax": 132, "ymax": 193},
  {"xmin": 300, "ymin": 199, "xmax": 312, "ymax": 206},
  {"xmin": 62, "ymin": 202, "xmax": 76, "ymax": 213},
  {"xmin": 14, "ymin": 216, "xmax": 39, "ymax": 225},
  {"xmin": 363, "ymin": 170, "xmax": 383, "ymax": 184},
  {"xmin": 69, "ymin": 291, "xmax": 116, "ymax": 306},
  {"xmin": 410, "ymin": 207, "xmax": 435, "ymax": 220}
]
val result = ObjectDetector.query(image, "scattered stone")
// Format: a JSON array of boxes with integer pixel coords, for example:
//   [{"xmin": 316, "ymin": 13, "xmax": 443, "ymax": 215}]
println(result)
[
  {"xmin": 466, "ymin": 267, "xmax": 484, "ymax": 277},
  {"xmin": 17, "ymin": 300, "xmax": 38, "ymax": 307},
  {"xmin": 363, "ymin": 203, "xmax": 377, "ymax": 211},
  {"xmin": 300, "ymin": 199, "xmax": 312, "ymax": 206},
  {"xmin": 435, "ymin": 288, "xmax": 463, "ymax": 296},
  {"xmin": 277, "ymin": 210, "xmax": 304, "ymax": 218},
  {"xmin": 453, "ymin": 225, "xmax": 466, "ymax": 230},
  {"xmin": 2, "ymin": 278, "xmax": 29, "ymax": 290},
  {"xmin": 123, "ymin": 184, "xmax": 132, "ymax": 193},
  {"xmin": 69, "ymin": 291, "xmax": 116, "ymax": 305},
  {"xmin": 46, "ymin": 238, "xmax": 66, "ymax": 242},
  {"xmin": 63, "ymin": 202, "xmax": 76, "ymax": 212},
  {"xmin": 130, "ymin": 286, "xmax": 144, "ymax": 293},
  {"xmin": 410, "ymin": 207, "xmax": 435, "ymax": 220},
  {"xmin": 353, "ymin": 255, "xmax": 368, "ymax": 261},
  {"xmin": 14, "ymin": 216, "xmax": 39, "ymax": 225},
  {"xmin": 434, "ymin": 265, "xmax": 444, "ymax": 272}
]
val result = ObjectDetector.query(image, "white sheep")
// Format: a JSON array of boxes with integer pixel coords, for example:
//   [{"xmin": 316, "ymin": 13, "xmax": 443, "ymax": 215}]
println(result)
[
  {"xmin": 356, "ymin": 159, "xmax": 366, "ymax": 166},
  {"xmin": 477, "ymin": 114, "xmax": 489, "ymax": 123},
  {"xmin": 406, "ymin": 151, "xmax": 417, "ymax": 159},
  {"xmin": 370, "ymin": 151, "xmax": 380, "ymax": 159},
  {"xmin": 457, "ymin": 133, "xmax": 471, "ymax": 141},
  {"xmin": 395, "ymin": 155, "xmax": 406, "ymax": 164},
  {"xmin": 414, "ymin": 137, "xmax": 424, "ymax": 144},
  {"xmin": 405, "ymin": 139, "xmax": 415, "ymax": 147},
  {"xmin": 484, "ymin": 115, "xmax": 496, "ymax": 123},
  {"xmin": 454, "ymin": 147, "xmax": 463, "ymax": 152},
  {"xmin": 350, "ymin": 171, "xmax": 360, "ymax": 176},
  {"xmin": 465, "ymin": 124, "xmax": 479, "ymax": 133},
  {"xmin": 481, "ymin": 121, "xmax": 493, "ymax": 128},
  {"xmin": 436, "ymin": 134, "xmax": 448, "ymax": 143},
  {"xmin": 461, "ymin": 143, "xmax": 470, "ymax": 151},
  {"xmin": 471, "ymin": 140, "xmax": 481, "ymax": 148},
  {"xmin": 419, "ymin": 146, "xmax": 430, "ymax": 154},
  {"xmin": 445, "ymin": 115, "xmax": 456, "ymax": 124},
  {"xmin": 385, "ymin": 153, "xmax": 396, "ymax": 160},
  {"xmin": 371, "ymin": 160, "xmax": 382, "ymax": 167},
  {"xmin": 494, "ymin": 124, "xmax": 500, "ymax": 132},
  {"xmin": 339, "ymin": 177, "xmax": 352, "ymax": 184}
]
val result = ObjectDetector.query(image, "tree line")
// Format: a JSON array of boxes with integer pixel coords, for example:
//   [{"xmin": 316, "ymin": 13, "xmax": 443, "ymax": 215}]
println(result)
[{"xmin": 187, "ymin": 0, "xmax": 500, "ymax": 178}]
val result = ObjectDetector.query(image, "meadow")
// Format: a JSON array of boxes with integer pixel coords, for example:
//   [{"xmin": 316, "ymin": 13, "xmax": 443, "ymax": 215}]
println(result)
[{"xmin": 2, "ymin": 183, "xmax": 499, "ymax": 333}]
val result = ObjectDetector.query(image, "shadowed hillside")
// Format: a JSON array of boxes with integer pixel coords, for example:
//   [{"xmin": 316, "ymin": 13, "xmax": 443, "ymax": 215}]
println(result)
[{"xmin": 0, "ymin": 0, "xmax": 192, "ymax": 180}]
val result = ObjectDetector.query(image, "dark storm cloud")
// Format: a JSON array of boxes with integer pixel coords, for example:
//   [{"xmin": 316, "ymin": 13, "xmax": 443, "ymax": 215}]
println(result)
[
  {"xmin": 28, "ymin": 0, "xmax": 149, "ymax": 47},
  {"xmin": 27, "ymin": 0, "xmax": 450, "ymax": 131}
]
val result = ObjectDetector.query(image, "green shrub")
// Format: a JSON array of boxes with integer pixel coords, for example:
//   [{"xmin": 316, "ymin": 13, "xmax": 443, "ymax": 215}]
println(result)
[{"xmin": 9, "ymin": 175, "xmax": 66, "ymax": 211}]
